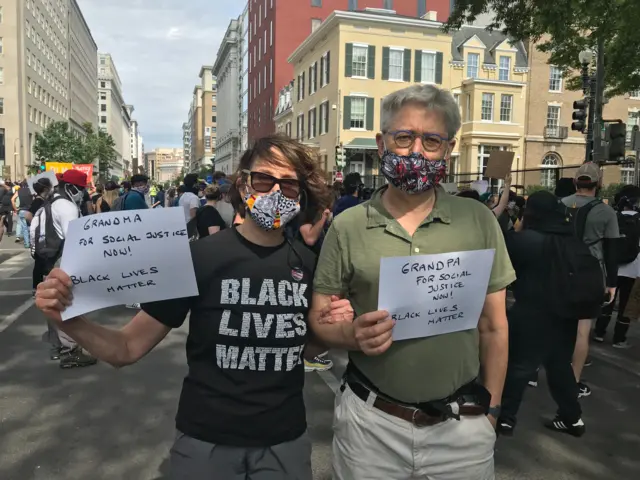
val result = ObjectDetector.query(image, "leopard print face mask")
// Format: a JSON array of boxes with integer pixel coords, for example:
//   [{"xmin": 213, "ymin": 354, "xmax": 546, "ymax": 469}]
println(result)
[{"xmin": 244, "ymin": 190, "xmax": 301, "ymax": 230}]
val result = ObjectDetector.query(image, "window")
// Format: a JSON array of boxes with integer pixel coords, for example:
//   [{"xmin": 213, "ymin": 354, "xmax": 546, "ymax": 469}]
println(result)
[
  {"xmin": 481, "ymin": 93, "xmax": 494, "ymax": 121},
  {"xmin": 212, "ymin": 105, "xmax": 216, "ymax": 112},
  {"xmin": 349, "ymin": 161, "xmax": 364, "ymax": 175},
  {"xmin": 100, "ymin": 116, "xmax": 107, "ymax": 123},
  {"xmin": 621, "ymin": 165, "xmax": 635, "ymax": 185},
  {"xmin": 417, "ymin": 0, "xmax": 427, "ymax": 17},
  {"xmin": 630, "ymin": 90, "xmax": 640, "ymax": 99},
  {"xmin": 0, "ymin": 67, "xmax": 3, "ymax": 85},
  {"xmin": 297, "ymin": 114, "xmax": 305, "ymax": 141},
  {"xmin": 309, "ymin": 63, "xmax": 317, "ymax": 94},
  {"xmin": 264, "ymin": 31, "xmax": 266, "ymax": 54},
  {"xmin": 100, "ymin": 92, "xmax": 106, "ymax": 100},
  {"xmin": 498, "ymin": 56, "xmax": 510, "ymax": 81},
  {"xmin": 100, "ymin": 81, "xmax": 106, "ymax": 88},
  {"xmin": 350, "ymin": 97, "xmax": 366, "ymax": 129},
  {"xmin": 0, "ymin": 38, "xmax": 3, "ymax": 54},
  {"xmin": 465, "ymin": 94, "xmax": 471, "ymax": 121},
  {"xmin": 352, "ymin": 45, "xmax": 367, "ymax": 77},
  {"xmin": 212, "ymin": 116, "xmax": 217, "ymax": 122},
  {"xmin": 499, "ymin": 94, "xmax": 513, "ymax": 122},
  {"xmin": 549, "ymin": 66, "xmax": 562, "ymax": 91},
  {"xmin": 389, "ymin": 49, "xmax": 404, "ymax": 81},
  {"xmin": 319, "ymin": 101, "xmax": 329, "ymax": 135},
  {"xmin": 0, "ymin": 97, "xmax": 3, "ymax": 114},
  {"xmin": 100, "ymin": 104, "xmax": 107, "ymax": 112},
  {"xmin": 270, "ymin": 58, "xmax": 273, "ymax": 83},
  {"xmin": 308, "ymin": 108, "xmax": 316, "ymax": 139},
  {"xmin": 383, "ymin": 0, "xmax": 393, "ymax": 8},
  {"xmin": 546, "ymin": 105, "xmax": 560, "ymax": 135},
  {"xmin": 259, "ymin": 38, "xmax": 262, "ymax": 60},
  {"xmin": 29, "ymin": 106, "xmax": 33, "ymax": 122},
  {"xmin": 477, "ymin": 145, "xmax": 503, "ymax": 182},
  {"xmin": 311, "ymin": 18, "xmax": 321, "ymax": 32},
  {"xmin": 270, "ymin": 21, "xmax": 272, "ymax": 46},
  {"xmin": 541, "ymin": 154, "xmax": 559, "ymax": 188},
  {"xmin": 0, "ymin": 6, "xmax": 3, "ymax": 23},
  {"xmin": 467, "ymin": 53, "xmax": 479, "ymax": 78},
  {"xmin": 421, "ymin": 51, "xmax": 436, "ymax": 83},
  {"xmin": 311, "ymin": 0, "xmax": 322, "ymax": 6},
  {"xmin": 627, "ymin": 111, "xmax": 639, "ymax": 143},
  {"xmin": 348, "ymin": 0, "xmax": 357, "ymax": 10},
  {"xmin": 320, "ymin": 52, "xmax": 330, "ymax": 86}
]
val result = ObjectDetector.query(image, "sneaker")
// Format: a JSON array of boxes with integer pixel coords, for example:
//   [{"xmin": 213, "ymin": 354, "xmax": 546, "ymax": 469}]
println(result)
[
  {"xmin": 612, "ymin": 341, "xmax": 631, "ymax": 349},
  {"xmin": 497, "ymin": 421, "xmax": 515, "ymax": 437},
  {"xmin": 544, "ymin": 416, "xmax": 586, "ymax": 437},
  {"xmin": 578, "ymin": 382, "xmax": 592, "ymax": 398},
  {"xmin": 304, "ymin": 356, "xmax": 333, "ymax": 372},
  {"xmin": 59, "ymin": 347, "xmax": 98, "ymax": 369},
  {"xmin": 15, "ymin": 237, "xmax": 22, "ymax": 243},
  {"xmin": 125, "ymin": 303, "xmax": 141, "ymax": 309},
  {"xmin": 584, "ymin": 358, "xmax": 593, "ymax": 367},
  {"xmin": 591, "ymin": 334, "xmax": 605, "ymax": 343},
  {"xmin": 49, "ymin": 346, "xmax": 61, "ymax": 361},
  {"xmin": 528, "ymin": 368, "xmax": 539, "ymax": 387}
]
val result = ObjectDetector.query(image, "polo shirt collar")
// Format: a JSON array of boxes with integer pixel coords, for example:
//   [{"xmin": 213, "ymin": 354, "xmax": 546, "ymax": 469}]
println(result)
[{"xmin": 366, "ymin": 185, "xmax": 452, "ymax": 229}]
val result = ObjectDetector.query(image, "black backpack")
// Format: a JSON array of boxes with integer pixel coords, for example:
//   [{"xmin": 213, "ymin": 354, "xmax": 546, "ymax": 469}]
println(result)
[
  {"xmin": 33, "ymin": 196, "xmax": 66, "ymax": 261},
  {"xmin": 186, "ymin": 206, "xmax": 205, "ymax": 242},
  {"xmin": 544, "ymin": 199, "xmax": 605, "ymax": 319},
  {"xmin": 616, "ymin": 212, "xmax": 640, "ymax": 264}
]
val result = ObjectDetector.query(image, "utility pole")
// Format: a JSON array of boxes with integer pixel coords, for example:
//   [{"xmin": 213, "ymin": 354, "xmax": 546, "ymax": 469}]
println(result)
[
  {"xmin": 633, "ymin": 126, "xmax": 640, "ymax": 187},
  {"xmin": 592, "ymin": 36, "xmax": 606, "ymax": 164}
]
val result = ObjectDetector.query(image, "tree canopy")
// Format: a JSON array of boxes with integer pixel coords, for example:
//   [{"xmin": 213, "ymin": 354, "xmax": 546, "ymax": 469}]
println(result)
[{"xmin": 445, "ymin": 0, "xmax": 640, "ymax": 95}]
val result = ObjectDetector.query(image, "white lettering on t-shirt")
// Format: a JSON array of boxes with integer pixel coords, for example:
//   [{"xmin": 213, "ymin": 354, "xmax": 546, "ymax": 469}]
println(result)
[
  {"xmin": 253, "ymin": 312, "xmax": 274, "ymax": 338},
  {"xmin": 241, "ymin": 278, "xmax": 257, "ymax": 305},
  {"xmin": 216, "ymin": 344, "xmax": 239, "ymax": 369},
  {"xmin": 219, "ymin": 310, "xmax": 238, "ymax": 337},
  {"xmin": 277, "ymin": 280, "xmax": 294, "ymax": 306},
  {"xmin": 257, "ymin": 279, "xmax": 278, "ymax": 305},
  {"xmin": 238, "ymin": 346, "xmax": 257, "ymax": 370},
  {"xmin": 292, "ymin": 283, "xmax": 308, "ymax": 307},
  {"xmin": 292, "ymin": 312, "xmax": 307, "ymax": 336},
  {"xmin": 215, "ymin": 345, "xmax": 303, "ymax": 372},
  {"xmin": 221, "ymin": 279, "xmax": 240, "ymax": 304},
  {"xmin": 275, "ymin": 313, "xmax": 295, "ymax": 338}
]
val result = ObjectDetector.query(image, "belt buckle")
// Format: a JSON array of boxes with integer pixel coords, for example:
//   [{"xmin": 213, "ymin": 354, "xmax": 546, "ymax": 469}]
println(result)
[{"xmin": 411, "ymin": 408, "xmax": 432, "ymax": 428}]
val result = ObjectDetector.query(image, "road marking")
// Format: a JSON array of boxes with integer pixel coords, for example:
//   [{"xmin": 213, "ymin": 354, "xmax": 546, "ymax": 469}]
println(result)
[
  {"xmin": 0, "ymin": 290, "xmax": 33, "ymax": 296},
  {"xmin": 0, "ymin": 276, "xmax": 32, "ymax": 281},
  {"xmin": 0, "ymin": 298, "xmax": 35, "ymax": 333},
  {"xmin": 0, "ymin": 252, "xmax": 32, "ymax": 279}
]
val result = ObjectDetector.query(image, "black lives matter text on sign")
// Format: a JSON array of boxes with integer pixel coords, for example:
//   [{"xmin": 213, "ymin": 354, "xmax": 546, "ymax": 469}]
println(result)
[
  {"xmin": 60, "ymin": 208, "xmax": 198, "ymax": 320},
  {"xmin": 378, "ymin": 250, "xmax": 495, "ymax": 341}
]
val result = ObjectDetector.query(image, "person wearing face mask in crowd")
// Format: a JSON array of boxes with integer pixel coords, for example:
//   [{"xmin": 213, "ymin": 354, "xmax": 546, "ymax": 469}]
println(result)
[
  {"xmin": 309, "ymin": 84, "xmax": 516, "ymax": 480},
  {"xmin": 30, "ymin": 169, "xmax": 98, "ymax": 369},
  {"xmin": 34, "ymin": 134, "xmax": 353, "ymax": 479},
  {"xmin": 332, "ymin": 172, "xmax": 363, "ymax": 218},
  {"xmin": 117, "ymin": 174, "xmax": 149, "ymax": 211}
]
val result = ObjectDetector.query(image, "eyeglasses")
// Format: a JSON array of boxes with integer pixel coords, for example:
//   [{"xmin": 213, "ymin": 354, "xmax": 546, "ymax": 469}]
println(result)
[
  {"xmin": 243, "ymin": 170, "xmax": 301, "ymax": 199},
  {"xmin": 385, "ymin": 130, "xmax": 449, "ymax": 152}
]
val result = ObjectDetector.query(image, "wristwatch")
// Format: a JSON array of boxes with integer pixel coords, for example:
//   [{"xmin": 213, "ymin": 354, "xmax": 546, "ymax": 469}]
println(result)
[{"xmin": 488, "ymin": 405, "xmax": 502, "ymax": 417}]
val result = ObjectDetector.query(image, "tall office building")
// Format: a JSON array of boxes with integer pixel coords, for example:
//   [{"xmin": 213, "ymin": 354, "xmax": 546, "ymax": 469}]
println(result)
[
  {"xmin": 239, "ymin": 3, "xmax": 249, "ymax": 154},
  {"xmin": 186, "ymin": 66, "xmax": 217, "ymax": 173},
  {"xmin": 246, "ymin": 0, "xmax": 451, "ymax": 141},
  {"xmin": 0, "ymin": 0, "xmax": 98, "ymax": 180}
]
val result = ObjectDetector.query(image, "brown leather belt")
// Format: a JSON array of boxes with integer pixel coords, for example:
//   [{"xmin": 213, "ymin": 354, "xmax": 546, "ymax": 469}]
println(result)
[{"xmin": 346, "ymin": 378, "xmax": 485, "ymax": 427}]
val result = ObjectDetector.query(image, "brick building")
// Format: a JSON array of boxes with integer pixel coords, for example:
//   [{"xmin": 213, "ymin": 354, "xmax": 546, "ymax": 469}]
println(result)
[{"xmin": 246, "ymin": 0, "xmax": 451, "ymax": 142}]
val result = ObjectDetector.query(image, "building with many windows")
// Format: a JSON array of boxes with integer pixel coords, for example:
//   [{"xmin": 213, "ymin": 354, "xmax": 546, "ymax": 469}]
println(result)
[
  {"xmin": 185, "ymin": 66, "xmax": 217, "ymax": 173},
  {"xmin": 286, "ymin": 10, "xmax": 528, "ymax": 186},
  {"xmin": 0, "ymin": 0, "xmax": 98, "ymax": 180},
  {"xmin": 239, "ymin": 3, "xmax": 250, "ymax": 154},
  {"xmin": 145, "ymin": 147, "xmax": 184, "ymax": 183},
  {"xmin": 248, "ymin": 0, "xmax": 451, "ymax": 143},
  {"xmin": 523, "ymin": 41, "xmax": 640, "ymax": 189}
]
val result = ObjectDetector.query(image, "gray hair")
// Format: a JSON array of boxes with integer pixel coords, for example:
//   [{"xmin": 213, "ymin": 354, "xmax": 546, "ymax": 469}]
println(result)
[{"xmin": 380, "ymin": 84, "xmax": 461, "ymax": 140}]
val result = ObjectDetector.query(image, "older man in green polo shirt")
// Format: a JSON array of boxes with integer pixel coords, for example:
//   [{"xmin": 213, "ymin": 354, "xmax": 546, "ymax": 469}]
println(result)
[{"xmin": 310, "ymin": 84, "xmax": 516, "ymax": 480}]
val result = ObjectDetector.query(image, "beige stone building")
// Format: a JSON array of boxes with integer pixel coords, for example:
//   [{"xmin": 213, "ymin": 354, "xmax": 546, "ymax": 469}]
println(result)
[
  {"xmin": 523, "ymin": 42, "xmax": 640, "ymax": 189},
  {"xmin": 274, "ymin": 80, "xmax": 293, "ymax": 137},
  {"xmin": 0, "ymin": 0, "xmax": 97, "ymax": 180},
  {"xmin": 145, "ymin": 147, "xmax": 184, "ymax": 183},
  {"xmin": 186, "ymin": 66, "xmax": 217, "ymax": 173},
  {"xmin": 286, "ymin": 10, "xmax": 528, "ymax": 188}
]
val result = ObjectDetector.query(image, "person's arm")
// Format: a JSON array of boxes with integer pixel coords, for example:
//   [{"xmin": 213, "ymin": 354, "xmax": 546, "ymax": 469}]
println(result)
[
  {"xmin": 603, "ymin": 208, "xmax": 621, "ymax": 291},
  {"xmin": 208, "ymin": 226, "xmax": 221, "ymax": 235},
  {"xmin": 58, "ymin": 200, "xmax": 80, "ymax": 237},
  {"xmin": 478, "ymin": 289, "xmax": 509, "ymax": 424},
  {"xmin": 96, "ymin": 197, "xmax": 103, "ymax": 213},
  {"xmin": 491, "ymin": 174, "xmax": 512, "ymax": 218},
  {"xmin": 299, "ymin": 209, "xmax": 330, "ymax": 246},
  {"xmin": 11, "ymin": 192, "xmax": 18, "ymax": 211},
  {"xmin": 189, "ymin": 196, "xmax": 199, "ymax": 219}
]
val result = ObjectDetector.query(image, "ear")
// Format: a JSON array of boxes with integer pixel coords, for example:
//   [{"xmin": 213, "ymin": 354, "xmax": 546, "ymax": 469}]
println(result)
[{"xmin": 375, "ymin": 133, "xmax": 385, "ymax": 157}]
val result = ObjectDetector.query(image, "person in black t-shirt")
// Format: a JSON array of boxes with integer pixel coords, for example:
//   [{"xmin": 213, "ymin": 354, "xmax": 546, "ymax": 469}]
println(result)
[
  {"xmin": 34, "ymin": 134, "xmax": 351, "ymax": 480},
  {"xmin": 196, "ymin": 184, "xmax": 227, "ymax": 238}
]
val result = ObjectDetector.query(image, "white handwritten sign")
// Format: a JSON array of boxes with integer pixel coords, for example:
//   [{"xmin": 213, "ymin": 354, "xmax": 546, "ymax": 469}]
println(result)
[
  {"xmin": 60, "ymin": 208, "xmax": 198, "ymax": 320},
  {"xmin": 27, "ymin": 170, "xmax": 58, "ymax": 195},
  {"xmin": 378, "ymin": 249, "xmax": 495, "ymax": 341}
]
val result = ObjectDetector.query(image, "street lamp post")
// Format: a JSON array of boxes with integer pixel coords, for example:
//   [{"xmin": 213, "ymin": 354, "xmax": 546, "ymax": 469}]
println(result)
[{"xmin": 578, "ymin": 49, "xmax": 595, "ymax": 164}]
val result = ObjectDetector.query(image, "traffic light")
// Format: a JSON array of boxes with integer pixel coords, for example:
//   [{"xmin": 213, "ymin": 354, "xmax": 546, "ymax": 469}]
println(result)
[
  {"xmin": 607, "ymin": 122, "xmax": 627, "ymax": 161},
  {"xmin": 571, "ymin": 99, "xmax": 588, "ymax": 133},
  {"xmin": 40, "ymin": 164, "xmax": 46, "ymax": 171},
  {"xmin": 335, "ymin": 144, "xmax": 346, "ymax": 169}
]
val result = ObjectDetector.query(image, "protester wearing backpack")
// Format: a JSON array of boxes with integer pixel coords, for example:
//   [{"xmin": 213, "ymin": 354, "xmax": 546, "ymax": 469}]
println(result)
[
  {"xmin": 111, "ymin": 175, "xmax": 149, "ymax": 211},
  {"xmin": 499, "ymin": 191, "xmax": 594, "ymax": 438},
  {"xmin": 593, "ymin": 185, "xmax": 640, "ymax": 348},
  {"xmin": 560, "ymin": 163, "xmax": 619, "ymax": 398},
  {"xmin": 30, "ymin": 169, "xmax": 97, "ymax": 369}
]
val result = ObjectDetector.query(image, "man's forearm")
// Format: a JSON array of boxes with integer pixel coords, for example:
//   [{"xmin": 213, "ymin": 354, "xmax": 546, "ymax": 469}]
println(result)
[
  {"xmin": 59, "ymin": 316, "xmax": 132, "ymax": 367},
  {"xmin": 479, "ymin": 326, "xmax": 509, "ymax": 406},
  {"xmin": 310, "ymin": 319, "xmax": 359, "ymax": 351}
]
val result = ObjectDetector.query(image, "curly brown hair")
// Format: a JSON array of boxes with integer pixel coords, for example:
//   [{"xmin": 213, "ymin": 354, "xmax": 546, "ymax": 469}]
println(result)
[{"xmin": 229, "ymin": 134, "xmax": 332, "ymax": 223}]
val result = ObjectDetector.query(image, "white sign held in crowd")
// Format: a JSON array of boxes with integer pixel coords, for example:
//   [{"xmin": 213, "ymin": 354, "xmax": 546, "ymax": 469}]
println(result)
[
  {"xmin": 27, "ymin": 170, "xmax": 58, "ymax": 195},
  {"xmin": 60, "ymin": 208, "xmax": 198, "ymax": 320},
  {"xmin": 378, "ymin": 249, "xmax": 495, "ymax": 341}
]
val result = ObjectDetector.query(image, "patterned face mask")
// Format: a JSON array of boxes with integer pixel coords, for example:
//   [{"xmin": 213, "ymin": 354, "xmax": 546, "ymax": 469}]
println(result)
[
  {"xmin": 245, "ymin": 190, "xmax": 301, "ymax": 230},
  {"xmin": 380, "ymin": 150, "xmax": 448, "ymax": 194}
]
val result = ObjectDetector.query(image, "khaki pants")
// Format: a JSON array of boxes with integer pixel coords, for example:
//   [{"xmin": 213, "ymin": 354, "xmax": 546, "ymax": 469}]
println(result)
[{"xmin": 332, "ymin": 385, "xmax": 496, "ymax": 480}]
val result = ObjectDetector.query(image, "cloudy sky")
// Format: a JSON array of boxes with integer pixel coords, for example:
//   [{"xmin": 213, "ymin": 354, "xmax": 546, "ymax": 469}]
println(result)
[{"xmin": 77, "ymin": 0, "xmax": 244, "ymax": 149}]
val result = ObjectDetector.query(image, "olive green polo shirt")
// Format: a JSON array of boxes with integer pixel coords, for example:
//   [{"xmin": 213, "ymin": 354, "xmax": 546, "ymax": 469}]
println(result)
[{"xmin": 314, "ymin": 185, "xmax": 516, "ymax": 403}]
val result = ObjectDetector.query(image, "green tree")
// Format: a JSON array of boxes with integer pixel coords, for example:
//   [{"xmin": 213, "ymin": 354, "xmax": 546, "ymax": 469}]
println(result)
[
  {"xmin": 83, "ymin": 123, "xmax": 116, "ymax": 180},
  {"xmin": 445, "ymin": 0, "xmax": 640, "ymax": 95},
  {"xmin": 33, "ymin": 121, "xmax": 77, "ymax": 167}
]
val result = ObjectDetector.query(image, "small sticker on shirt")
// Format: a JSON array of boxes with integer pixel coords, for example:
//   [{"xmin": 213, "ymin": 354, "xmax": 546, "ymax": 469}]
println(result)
[{"xmin": 291, "ymin": 268, "xmax": 304, "ymax": 282}]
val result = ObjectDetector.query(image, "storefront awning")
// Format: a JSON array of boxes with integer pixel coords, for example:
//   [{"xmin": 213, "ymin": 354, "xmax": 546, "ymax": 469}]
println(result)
[{"xmin": 344, "ymin": 138, "xmax": 378, "ymax": 149}]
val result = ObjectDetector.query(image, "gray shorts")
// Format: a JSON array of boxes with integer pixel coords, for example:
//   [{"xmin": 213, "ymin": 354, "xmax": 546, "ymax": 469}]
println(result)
[{"xmin": 169, "ymin": 431, "xmax": 312, "ymax": 480}]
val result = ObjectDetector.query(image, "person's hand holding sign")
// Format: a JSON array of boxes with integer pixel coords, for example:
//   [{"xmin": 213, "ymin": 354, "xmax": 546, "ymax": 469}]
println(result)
[
  {"xmin": 353, "ymin": 310, "xmax": 394, "ymax": 356},
  {"xmin": 36, "ymin": 268, "xmax": 74, "ymax": 324},
  {"xmin": 318, "ymin": 295, "xmax": 355, "ymax": 324}
]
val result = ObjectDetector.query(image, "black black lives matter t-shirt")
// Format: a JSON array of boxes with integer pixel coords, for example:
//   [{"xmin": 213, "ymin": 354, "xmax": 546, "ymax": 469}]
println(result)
[{"xmin": 141, "ymin": 228, "xmax": 316, "ymax": 447}]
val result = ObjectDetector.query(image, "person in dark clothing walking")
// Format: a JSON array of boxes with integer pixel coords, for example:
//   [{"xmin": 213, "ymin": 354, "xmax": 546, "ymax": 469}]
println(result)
[
  {"xmin": 332, "ymin": 173, "xmax": 362, "ymax": 218},
  {"xmin": 15, "ymin": 182, "xmax": 34, "ymax": 248},
  {"xmin": 499, "ymin": 191, "xmax": 585, "ymax": 438}
]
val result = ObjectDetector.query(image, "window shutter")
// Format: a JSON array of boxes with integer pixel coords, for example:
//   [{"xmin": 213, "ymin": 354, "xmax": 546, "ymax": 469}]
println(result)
[
  {"xmin": 302, "ymin": 72, "xmax": 305, "ymax": 99},
  {"xmin": 366, "ymin": 97, "xmax": 374, "ymax": 131},
  {"xmin": 345, "ymin": 43, "xmax": 353, "ymax": 77},
  {"xmin": 314, "ymin": 63, "xmax": 318, "ymax": 92},
  {"xmin": 320, "ymin": 59, "xmax": 325, "ymax": 87},
  {"xmin": 308, "ymin": 67, "xmax": 312, "ymax": 95},
  {"xmin": 435, "ymin": 52, "xmax": 443, "ymax": 84},
  {"xmin": 326, "ymin": 51, "xmax": 331, "ymax": 84},
  {"xmin": 367, "ymin": 45, "xmax": 376, "ymax": 79},
  {"xmin": 414, "ymin": 50, "xmax": 422, "ymax": 83},
  {"xmin": 343, "ymin": 96, "xmax": 351, "ymax": 130},
  {"xmin": 324, "ymin": 102, "xmax": 329, "ymax": 133},
  {"xmin": 308, "ymin": 112, "xmax": 311, "ymax": 138},
  {"xmin": 382, "ymin": 47, "xmax": 390, "ymax": 80},
  {"xmin": 313, "ymin": 108, "xmax": 317, "ymax": 137},
  {"xmin": 403, "ymin": 49, "xmax": 411, "ymax": 82}
]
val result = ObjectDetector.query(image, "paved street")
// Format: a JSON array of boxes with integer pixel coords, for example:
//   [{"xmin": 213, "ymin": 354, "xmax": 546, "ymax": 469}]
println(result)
[{"xmin": 1, "ymin": 234, "xmax": 640, "ymax": 480}]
